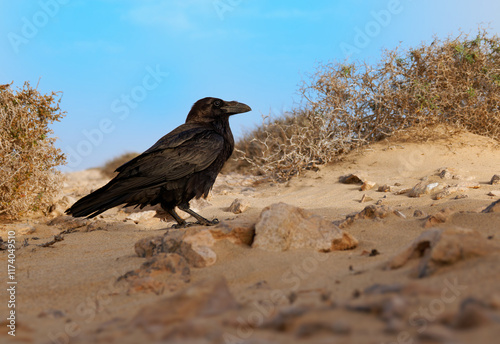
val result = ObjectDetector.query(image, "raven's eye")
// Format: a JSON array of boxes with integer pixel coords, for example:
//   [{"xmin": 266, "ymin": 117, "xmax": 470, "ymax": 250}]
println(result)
[{"xmin": 213, "ymin": 100, "xmax": 221, "ymax": 107}]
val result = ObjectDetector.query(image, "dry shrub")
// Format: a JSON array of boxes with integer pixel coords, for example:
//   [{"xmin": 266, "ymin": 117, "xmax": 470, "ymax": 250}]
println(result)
[
  {"xmin": 232, "ymin": 110, "xmax": 337, "ymax": 181},
  {"xmin": 235, "ymin": 28, "xmax": 500, "ymax": 181},
  {"xmin": 101, "ymin": 152, "xmax": 139, "ymax": 178},
  {"xmin": 0, "ymin": 82, "xmax": 66, "ymax": 218}
]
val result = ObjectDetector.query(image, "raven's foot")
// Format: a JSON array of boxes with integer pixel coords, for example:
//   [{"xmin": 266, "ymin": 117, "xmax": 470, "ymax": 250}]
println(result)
[{"xmin": 170, "ymin": 218, "xmax": 218, "ymax": 229}]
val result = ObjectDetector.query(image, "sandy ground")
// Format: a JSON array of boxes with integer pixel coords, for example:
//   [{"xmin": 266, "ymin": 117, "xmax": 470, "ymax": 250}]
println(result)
[{"xmin": 1, "ymin": 130, "xmax": 500, "ymax": 344}]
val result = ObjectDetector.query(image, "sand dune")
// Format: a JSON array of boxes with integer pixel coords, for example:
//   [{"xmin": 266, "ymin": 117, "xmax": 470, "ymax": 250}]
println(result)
[{"xmin": 1, "ymin": 130, "xmax": 500, "ymax": 344}]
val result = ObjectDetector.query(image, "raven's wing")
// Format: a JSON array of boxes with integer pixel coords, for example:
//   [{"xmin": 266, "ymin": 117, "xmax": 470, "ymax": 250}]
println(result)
[
  {"xmin": 114, "ymin": 125, "xmax": 224, "ymax": 187},
  {"xmin": 116, "ymin": 123, "xmax": 212, "ymax": 173}
]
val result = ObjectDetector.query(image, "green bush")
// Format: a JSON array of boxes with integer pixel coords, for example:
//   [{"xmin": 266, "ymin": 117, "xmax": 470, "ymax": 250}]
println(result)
[
  {"xmin": 0, "ymin": 82, "xmax": 66, "ymax": 218},
  {"xmin": 235, "ymin": 28, "xmax": 500, "ymax": 181}
]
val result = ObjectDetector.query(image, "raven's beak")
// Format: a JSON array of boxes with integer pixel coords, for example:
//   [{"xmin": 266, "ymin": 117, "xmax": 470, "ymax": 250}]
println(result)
[{"xmin": 221, "ymin": 101, "xmax": 251, "ymax": 115}]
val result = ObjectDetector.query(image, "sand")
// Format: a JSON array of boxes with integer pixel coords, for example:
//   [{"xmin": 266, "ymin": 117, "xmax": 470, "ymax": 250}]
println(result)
[{"xmin": 1, "ymin": 130, "xmax": 500, "ymax": 344}]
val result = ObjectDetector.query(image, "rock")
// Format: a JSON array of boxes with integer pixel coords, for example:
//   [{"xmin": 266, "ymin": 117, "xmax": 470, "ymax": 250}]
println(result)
[
  {"xmin": 377, "ymin": 184, "xmax": 392, "ymax": 192},
  {"xmin": 360, "ymin": 181, "xmax": 376, "ymax": 191},
  {"xmin": 164, "ymin": 234, "xmax": 216, "ymax": 268},
  {"xmin": 454, "ymin": 193, "xmax": 469, "ymax": 199},
  {"xmin": 360, "ymin": 194, "xmax": 373, "ymax": 203},
  {"xmin": 487, "ymin": 190, "xmax": 500, "ymax": 197},
  {"xmin": 125, "ymin": 210, "xmax": 157, "ymax": 224},
  {"xmin": 47, "ymin": 215, "xmax": 89, "ymax": 229},
  {"xmin": 491, "ymin": 174, "xmax": 500, "ymax": 185},
  {"xmin": 252, "ymin": 203, "xmax": 357, "ymax": 252},
  {"xmin": 227, "ymin": 198, "xmax": 250, "ymax": 214},
  {"xmin": 423, "ymin": 208, "xmax": 454, "ymax": 228},
  {"xmin": 135, "ymin": 235, "xmax": 164, "ymax": 257},
  {"xmin": 182, "ymin": 231, "xmax": 217, "ymax": 267},
  {"xmin": 451, "ymin": 298, "xmax": 496, "ymax": 329},
  {"xmin": 134, "ymin": 231, "xmax": 216, "ymax": 268},
  {"xmin": 408, "ymin": 181, "xmax": 445, "ymax": 197},
  {"xmin": 393, "ymin": 210, "xmax": 406, "ymax": 219},
  {"xmin": 209, "ymin": 219, "xmax": 255, "ymax": 245},
  {"xmin": 339, "ymin": 173, "xmax": 365, "ymax": 184},
  {"xmin": 413, "ymin": 209, "xmax": 426, "ymax": 217},
  {"xmin": 386, "ymin": 227, "xmax": 500, "ymax": 277},
  {"xmin": 437, "ymin": 167, "xmax": 475, "ymax": 181},
  {"xmin": 432, "ymin": 185, "xmax": 467, "ymax": 200},
  {"xmin": 131, "ymin": 276, "xmax": 238, "ymax": 328},
  {"xmin": 118, "ymin": 253, "xmax": 190, "ymax": 294},
  {"xmin": 458, "ymin": 181, "xmax": 480, "ymax": 189},
  {"xmin": 339, "ymin": 205, "xmax": 400, "ymax": 228},
  {"xmin": 393, "ymin": 188, "xmax": 411, "ymax": 195},
  {"xmin": 482, "ymin": 199, "xmax": 500, "ymax": 213},
  {"xmin": 438, "ymin": 167, "xmax": 454, "ymax": 179}
]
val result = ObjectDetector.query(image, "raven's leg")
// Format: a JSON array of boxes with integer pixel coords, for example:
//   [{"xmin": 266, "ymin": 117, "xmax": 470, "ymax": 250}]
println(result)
[
  {"xmin": 160, "ymin": 201, "xmax": 187, "ymax": 228},
  {"xmin": 178, "ymin": 203, "xmax": 219, "ymax": 226},
  {"xmin": 166, "ymin": 208, "xmax": 188, "ymax": 228}
]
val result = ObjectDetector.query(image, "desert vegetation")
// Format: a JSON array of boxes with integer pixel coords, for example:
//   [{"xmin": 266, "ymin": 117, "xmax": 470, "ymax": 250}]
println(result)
[
  {"xmin": 101, "ymin": 152, "xmax": 140, "ymax": 178},
  {"xmin": 234, "ymin": 28, "xmax": 500, "ymax": 181},
  {"xmin": 0, "ymin": 82, "xmax": 66, "ymax": 218}
]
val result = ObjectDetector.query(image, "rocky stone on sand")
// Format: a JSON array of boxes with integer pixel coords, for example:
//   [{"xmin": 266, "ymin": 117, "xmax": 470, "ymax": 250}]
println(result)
[
  {"xmin": 360, "ymin": 180, "xmax": 376, "ymax": 191},
  {"xmin": 423, "ymin": 208, "xmax": 454, "ymax": 228},
  {"xmin": 134, "ymin": 218, "xmax": 257, "ymax": 268},
  {"xmin": 432, "ymin": 185, "xmax": 467, "ymax": 200},
  {"xmin": 438, "ymin": 167, "xmax": 455, "ymax": 179},
  {"xmin": 482, "ymin": 199, "xmax": 500, "ymax": 213},
  {"xmin": 491, "ymin": 174, "xmax": 500, "ymax": 185},
  {"xmin": 437, "ymin": 167, "xmax": 475, "ymax": 181},
  {"xmin": 131, "ymin": 276, "xmax": 238, "ymax": 328},
  {"xmin": 227, "ymin": 198, "xmax": 250, "ymax": 214},
  {"xmin": 451, "ymin": 298, "xmax": 497, "ymax": 329},
  {"xmin": 118, "ymin": 253, "xmax": 191, "ymax": 294},
  {"xmin": 339, "ymin": 173, "xmax": 365, "ymax": 184},
  {"xmin": 46, "ymin": 215, "xmax": 89, "ymax": 229},
  {"xmin": 377, "ymin": 184, "xmax": 392, "ymax": 192},
  {"xmin": 408, "ymin": 181, "xmax": 445, "ymax": 197},
  {"xmin": 487, "ymin": 190, "xmax": 500, "ymax": 197},
  {"xmin": 338, "ymin": 205, "xmax": 400, "ymax": 228},
  {"xmin": 209, "ymin": 219, "xmax": 255, "ymax": 246},
  {"xmin": 386, "ymin": 227, "xmax": 500, "ymax": 277},
  {"xmin": 252, "ymin": 203, "xmax": 357, "ymax": 252},
  {"xmin": 135, "ymin": 231, "xmax": 216, "ymax": 268},
  {"xmin": 360, "ymin": 194, "xmax": 373, "ymax": 203},
  {"xmin": 134, "ymin": 235, "xmax": 165, "ymax": 257},
  {"xmin": 413, "ymin": 209, "xmax": 426, "ymax": 217}
]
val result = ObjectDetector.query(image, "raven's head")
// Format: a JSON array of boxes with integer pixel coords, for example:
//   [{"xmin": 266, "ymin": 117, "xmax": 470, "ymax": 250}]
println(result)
[{"xmin": 186, "ymin": 97, "xmax": 251, "ymax": 123}]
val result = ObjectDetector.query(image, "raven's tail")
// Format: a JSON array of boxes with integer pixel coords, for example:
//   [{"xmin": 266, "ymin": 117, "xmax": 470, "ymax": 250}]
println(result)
[{"xmin": 65, "ymin": 180, "xmax": 132, "ymax": 218}]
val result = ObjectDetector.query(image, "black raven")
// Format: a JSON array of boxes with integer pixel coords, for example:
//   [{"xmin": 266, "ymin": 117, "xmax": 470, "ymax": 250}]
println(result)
[{"xmin": 65, "ymin": 97, "xmax": 251, "ymax": 227}]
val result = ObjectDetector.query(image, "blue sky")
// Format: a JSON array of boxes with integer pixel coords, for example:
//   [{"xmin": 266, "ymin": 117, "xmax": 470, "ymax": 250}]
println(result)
[{"xmin": 1, "ymin": 0, "xmax": 499, "ymax": 171}]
